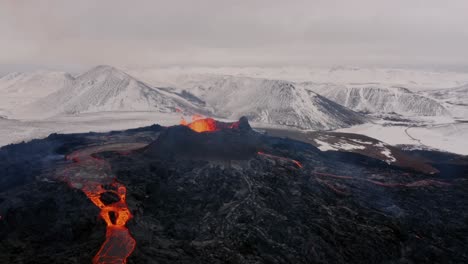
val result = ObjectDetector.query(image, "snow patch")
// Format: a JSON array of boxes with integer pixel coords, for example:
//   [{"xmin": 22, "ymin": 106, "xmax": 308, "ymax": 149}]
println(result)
[
  {"xmin": 376, "ymin": 142, "xmax": 397, "ymax": 164},
  {"xmin": 314, "ymin": 139, "xmax": 338, "ymax": 151},
  {"xmin": 314, "ymin": 138, "xmax": 366, "ymax": 152}
]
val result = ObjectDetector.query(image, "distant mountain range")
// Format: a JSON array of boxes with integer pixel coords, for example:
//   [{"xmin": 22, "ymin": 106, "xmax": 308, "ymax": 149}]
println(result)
[
  {"xmin": 0, "ymin": 65, "xmax": 366, "ymax": 130},
  {"xmin": 132, "ymin": 66, "xmax": 467, "ymax": 118},
  {"xmin": 1, "ymin": 65, "xmax": 466, "ymax": 130},
  {"xmin": 420, "ymin": 84, "xmax": 468, "ymax": 119},
  {"xmin": 301, "ymin": 82, "xmax": 449, "ymax": 116}
]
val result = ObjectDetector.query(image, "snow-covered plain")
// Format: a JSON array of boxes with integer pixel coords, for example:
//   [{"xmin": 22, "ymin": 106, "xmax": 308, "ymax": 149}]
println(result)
[
  {"xmin": 337, "ymin": 119, "xmax": 468, "ymax": 155},
  {"xmin": 0, "ymin": 112, "xmax": 182, "ymax": 147},
  {"xmin": 408, "ymin": 123, "xmax": 468, "ymax": 155}
]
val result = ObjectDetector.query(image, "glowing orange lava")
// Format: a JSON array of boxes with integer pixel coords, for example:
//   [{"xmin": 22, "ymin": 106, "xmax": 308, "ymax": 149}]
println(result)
[
  {"xmin": 62, "ymin": 148, "xmax": 137, "ymax": 264},
  {"xmin": 83, "ymin": 181, "xmax": 135, "ymax": 264},
  {"xmin": 181, "ymin": 116, "xmax": 219, "ymax": 132}
]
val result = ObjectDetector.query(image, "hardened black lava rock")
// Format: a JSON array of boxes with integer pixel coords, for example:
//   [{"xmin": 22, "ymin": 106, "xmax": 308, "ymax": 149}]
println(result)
[
  {"xmin": 0, "ymin": 181, "xmax": 106, "ymax": 264},
  {"xmin": 0, "ymin": 119, "xmax": 467, "ymax": 264},
  {"xmin": 111, "ymin": 122, "xmax": 467, "ymax": 264}
]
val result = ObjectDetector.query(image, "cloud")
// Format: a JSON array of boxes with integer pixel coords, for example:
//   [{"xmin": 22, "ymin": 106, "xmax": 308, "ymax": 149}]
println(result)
[{"xmin": 1, "ymin": 0, "xmax": 468, "ymax": 69}]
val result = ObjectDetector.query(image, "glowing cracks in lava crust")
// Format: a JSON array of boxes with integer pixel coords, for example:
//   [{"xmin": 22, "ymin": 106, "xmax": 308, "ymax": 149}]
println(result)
[
  {"xmin": 82, "ymin": 181, "xmax": 136, "ymax": 264},
  {"xmin": 62, "ymin": 149, "xmax": 136, "ymax": 264}
]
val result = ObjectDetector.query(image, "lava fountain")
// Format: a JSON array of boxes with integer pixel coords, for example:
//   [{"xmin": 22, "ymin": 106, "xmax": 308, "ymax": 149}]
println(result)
[
  {"xmin": 180, "ymin": 115, "xmax": 246, "ymax": 133},
  {"xmin": 181, "ymin": 116, "xmax": 218, "ymax": 132}
]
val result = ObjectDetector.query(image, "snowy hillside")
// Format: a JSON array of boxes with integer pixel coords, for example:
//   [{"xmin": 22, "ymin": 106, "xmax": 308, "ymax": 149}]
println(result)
[
  {"xmin": 131, "ymin": 66, "xmax": 466, "ymax": 118},
  {"xmin": 0, "ymin": 71, "xmax": 73, "ymax": 116},
  {"xmin": 302, "ymin": 83, "xmax": 449, "ymax": 116},
  {"xmin": 176, "ymin": 75, "xmax": 366, "ymax": 130},
  {"xmin": 13, "ymin": 66, "xmax": 207, "ymax": 119},
  {"xmin": 1, "ymin": 66, "xmax": 366, "ymax": 130},
  {"xmin": 421, "ymin": 84, "xmax": 468, "ymax": 119}
]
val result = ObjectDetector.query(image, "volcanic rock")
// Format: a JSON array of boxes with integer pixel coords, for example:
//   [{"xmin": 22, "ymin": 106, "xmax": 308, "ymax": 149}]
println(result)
[{"xmin": 0, "ymin": 121, "xmax": 467, "ymax": 264}]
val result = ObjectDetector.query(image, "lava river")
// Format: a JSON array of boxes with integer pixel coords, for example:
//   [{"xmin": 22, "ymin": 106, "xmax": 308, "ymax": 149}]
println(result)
[{"xmin": 58, "ymin": 143, "xmax": 146, "ymax": 264}]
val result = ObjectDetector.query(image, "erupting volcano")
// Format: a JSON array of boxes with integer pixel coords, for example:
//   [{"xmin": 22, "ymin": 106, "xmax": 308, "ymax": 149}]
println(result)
[
  {"xmin": 180, "ymin": 115, "xmax": 246, "ymax": 133},
  {"xmin": 180, "ymin": 116, "xmax": 218, "ymax": 132}
]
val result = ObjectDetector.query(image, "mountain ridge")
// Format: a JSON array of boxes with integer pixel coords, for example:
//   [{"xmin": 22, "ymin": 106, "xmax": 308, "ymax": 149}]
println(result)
[
  {"xmin": 1, "ymin": 66, "xmax": 368, "ymax": 130},
  {"xmin": 302, "ymin": 82, "xmax": 450, "ymax": 116},
  {"xmin": 178, "ymin": 75, "xmax": 367, "ymax": 130},
  {"xmin": 12, "ymin": 65, "xmax": 207, "ymax": 119}
]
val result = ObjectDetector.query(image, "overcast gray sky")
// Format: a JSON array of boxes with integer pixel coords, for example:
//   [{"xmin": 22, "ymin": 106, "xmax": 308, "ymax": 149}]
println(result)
[{"xmin": 1, "ymin": 0, "xmax": 468, "ymax": 71}]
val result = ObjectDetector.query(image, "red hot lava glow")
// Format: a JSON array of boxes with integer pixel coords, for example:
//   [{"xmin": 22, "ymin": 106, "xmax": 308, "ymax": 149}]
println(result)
[
  {"xmin": 62, "ymin": 147, "xmax": 138, "ymax": 264},
  {"xmin": 82, "ymin": 180, "xmax": 135, "ymax": 264},
  {"xmin": 180, "ymin": 115, "xmax": 244, "ymax": 133},
  {"xmin": 180, "ymin": 116, "xmax": 221, "ymax": 133}
]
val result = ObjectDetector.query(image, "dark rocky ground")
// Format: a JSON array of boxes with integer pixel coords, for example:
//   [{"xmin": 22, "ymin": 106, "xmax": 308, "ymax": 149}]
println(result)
[{"xmin": 0, "ymin": 120, "xmax": 467, "ymax": 263}]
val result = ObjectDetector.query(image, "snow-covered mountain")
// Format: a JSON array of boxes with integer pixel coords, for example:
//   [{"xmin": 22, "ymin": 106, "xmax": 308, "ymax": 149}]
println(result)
[
  {"xmin": 1, "ymin": 66, "xmax": 367, "ymax": 130},
  {"xmin": 130, "ymin": 66, "xmax": 468, "ymax": 91},
  {"xmin": 302, "ymin": 83, "xmax": 449, "ymax": 116},
  {"xmin": 176, "ymin": 75, "xmax": 366, "ymax": 130},
  {"xmin": 421, "ymin": 84, "xmax": 468, "ymax": 119},
  {"xmin": 423, "ymin": 84, "xmax": 468, "ymax": 103},
  {"xmin": 131, "ymin": 66, "xmax": 464, "ymax": 118},
  {"xmin": 0, "ymin": 71, "xmax": 73, "ymax": 116},
  {"xmin": 13, "ymin": 66, "xmax": 207, "ymax": 119}
]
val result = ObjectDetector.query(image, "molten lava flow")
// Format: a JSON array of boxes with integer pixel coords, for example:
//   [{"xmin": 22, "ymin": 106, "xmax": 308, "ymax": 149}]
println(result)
[
  {"xmin": 60, "ymin": 144, "xmax": 144, "ymax": 264},
  {"xmin": 180, "ymin": 115, "xmax": 219, "ymax": 132},
  {"xmin": 82, "ymin": 181, "xmax": 135, "ymax": 264}
]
